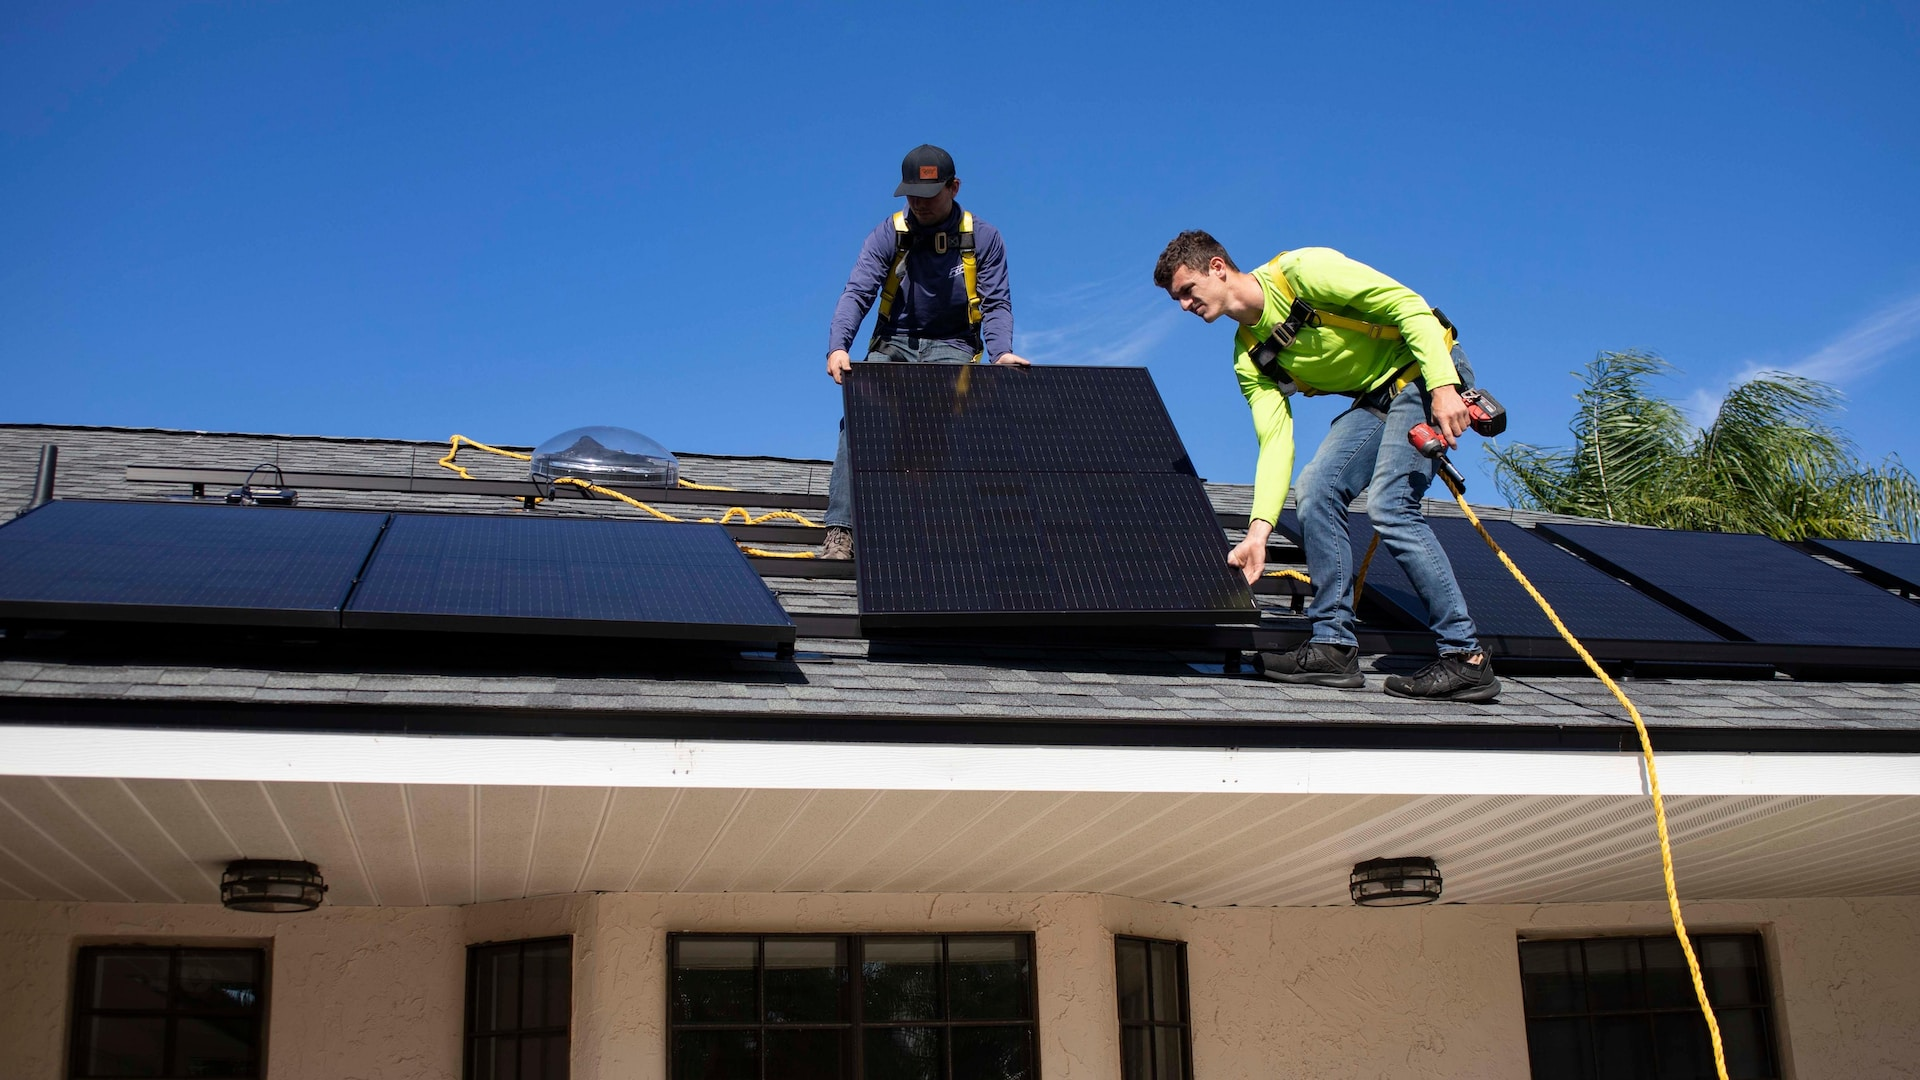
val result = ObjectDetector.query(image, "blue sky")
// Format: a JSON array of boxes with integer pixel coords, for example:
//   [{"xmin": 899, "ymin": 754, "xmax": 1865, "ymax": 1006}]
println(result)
[{"xmin": 4, "ymin": 1, "xmax": 1917, "ymax": 498}]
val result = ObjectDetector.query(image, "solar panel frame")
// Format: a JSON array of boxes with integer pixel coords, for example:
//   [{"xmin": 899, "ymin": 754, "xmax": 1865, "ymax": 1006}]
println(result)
[
  {"xmin": 343, "ymin": 512, "xmax": 796, "ymax": 643},
  {"xmin": 1538, "ymin": 523, "xmax": 1920, "ymax": 653},
  {"xmin": 0, "ymin": 499, "xmax": 390, "ymax": 629},
  {"xmin": 844, "ymin": 365, "xmax": 1256, "ymax": 629},
  {"xmin": 1802, "ymin": 537, "xmax": 1920, "ymax": 598}
]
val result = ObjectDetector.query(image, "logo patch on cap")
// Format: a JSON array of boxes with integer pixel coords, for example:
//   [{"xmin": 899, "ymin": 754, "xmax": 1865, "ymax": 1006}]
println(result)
[{"xmin": 919, "ymin": 166, "xmax": 940, "ymax": 179}]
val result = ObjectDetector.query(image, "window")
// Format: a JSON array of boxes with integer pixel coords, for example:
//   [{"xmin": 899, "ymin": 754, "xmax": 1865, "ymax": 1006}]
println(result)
[
  {"xmin": 69, "ymin": 946, "xmax": 265, "ymax": 1079},
  {"xmin": 466, "ymin": 936, "xmax": 572, "ymax": 1080},
  {"xmin": 667, "ymin": 933, "xmax": 1036, "ymax": 1080},
  {"xmin": 1115, "ymin": 936, "xmax": 1190, "ymax": 1080},
  {"xmin": 1519, "ymin": 934, "xmax": 1781, "ymax": 1080}
]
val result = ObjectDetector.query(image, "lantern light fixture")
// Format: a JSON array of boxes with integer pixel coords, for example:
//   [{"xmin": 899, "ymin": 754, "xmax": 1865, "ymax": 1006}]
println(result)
[
  {"xmin": 221, "ymin": 859, "xmax": 327, "ymax": 913},
  {"xmin": 1349, "ymin": 856, "xmax": 1442, "ymax": 907}
]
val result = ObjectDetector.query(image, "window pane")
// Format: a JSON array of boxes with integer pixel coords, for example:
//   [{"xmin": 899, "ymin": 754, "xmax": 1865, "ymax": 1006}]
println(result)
[
  {"xmin": 765, "ymin": 1028, "xmax": 847, "ymax": 1080},
  {"xmin": 1116, "ymin": 941, "xmax": 1150, "ymax": 1022},
  {"xmin": 1121, "ymin": 1026, "xmax": 1151, "ymax": 1080},
  {"xmin": 672, "ymin": 1030, "xmax": 757, "ymax": 1080},
  {"xmin": 863, "ymin": 1026, "xmax": 942, "ymax": 1080},
  {"xmin": 524, "ymin": 941, "xmax": 571, "ymax": 1030},
  {"xmin": 953, "ymin": 1025, "xmax": 1033, "ymax": 1080},
  {"xmin": 862, "ymin": 938, "xmax": 941, "ymax": 1022},
  {"xmin": 672, "ymin": 939, "xmax": 757, "ymax": 1024},
  {"xmin": 83, "ymin": 1015, "xmax": 168, "ymax": 1077},
  {"xmin": 1651, "ymin": 1011, "xmax": 1712, "ymax": 1080},
  {"xmin": 1148, "ymin": 942, "xmax": 1182, "ymax": 1023},
  {"xmin": 475, "ymin": 946, "xmax": 523, "ymax": 1034},
  {"xmin": 543, "ymin": 1033, "xmax": 570, "ymax": 1080},
  {"xmin": 1700, "ymin": 938, "xmax": 1765, "ymax": 1008},
  {"xmin": 1641, "ymin": 937, "xmax": 1695, "ymax": 1011},
  {"xmin": 90, "ymin": 952, "xmax": 171, "ymax": 1011},
  {"xmin": 1153, "ymin": 1026, "xmax": 1188, "ymax": 1080},
  {"xmin": 948, "ymin": 936, "xmax": 1030, "ymax": 1020},
  {"xmin": 1718, "ymin": 1008, "xmax": 1778, "ymax": 1080},
  {"xmin": 177, "ymin": 952, "xmax": 262, "ymax": 1014},
  {"xmin": 173, "ymin": 1015, "xmax": 257, "ymax": 1077},
  {"xmin": 764, "ymin": 937, "xmax": 845, "ymax": 1024},
  {"xmin": 1593, "ymin": 1015, "xmax": 1656, "ymax": 1079},
  {"xmin": 1525, "ymin": 1018, "xmax": 1593, "ymax": 1080},
  {"xmin": 1520, "ymin": 941, "xmax": 1586, "ymax": 1015},
  {"xmin": 1582, "ymin": 939, "xmax": 1644, "ymax": 1012},
  {"xmin": 470, "ymin": 1035, "xmax": 511, "ymax": 1080}
]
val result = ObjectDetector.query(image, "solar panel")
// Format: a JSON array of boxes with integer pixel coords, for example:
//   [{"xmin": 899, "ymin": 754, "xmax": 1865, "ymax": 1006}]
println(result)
[
  {"xmin": 1803, "ymin": 537, "xmax": 1920, "ymax": 597},
  {"xmin": 845, "ymin": 365, "xmax": 1254, "ymax": 628},
  {"xmin": 1274, "ymin": 512, "xmax": 1725, "ymax": 645},
  {"xmin": 0, "ymin": 500, "xmax": 386, "ymax": 628},
  {"xmin": 1538, "ymin": 523, "xmax": 1920, "ymax": 650},
  {"xmin": 344, "ymin": 513, "xmax": 795, "ymax": 643}
]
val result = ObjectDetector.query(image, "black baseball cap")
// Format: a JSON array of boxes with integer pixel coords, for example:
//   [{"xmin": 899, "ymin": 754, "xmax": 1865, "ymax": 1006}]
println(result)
[{"xmin": 894, "ymin": 144, "xmax": 955, "ymax": 197}]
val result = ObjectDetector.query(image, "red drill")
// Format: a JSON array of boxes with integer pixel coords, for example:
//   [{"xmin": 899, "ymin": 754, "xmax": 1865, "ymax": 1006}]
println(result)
[{"xmin": 1408, "ymin": 388, "xmax": 1506, "ymax": 492}]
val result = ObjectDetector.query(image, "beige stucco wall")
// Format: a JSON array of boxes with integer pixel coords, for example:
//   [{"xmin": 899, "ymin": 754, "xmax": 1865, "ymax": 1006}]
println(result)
[{"xmin": 3, "ymin": 892, "xmax": 1916, "ymax": 1078}]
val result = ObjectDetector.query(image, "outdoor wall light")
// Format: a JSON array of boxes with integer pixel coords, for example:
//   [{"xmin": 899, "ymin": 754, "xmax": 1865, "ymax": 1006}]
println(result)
[
  {"xmin": 1349, "ymin": 856, "xmax": 1443, "ymax": 907},
  {"xmin": 221, "ymin": 859, "xmax": 327, "ymax": 912}
]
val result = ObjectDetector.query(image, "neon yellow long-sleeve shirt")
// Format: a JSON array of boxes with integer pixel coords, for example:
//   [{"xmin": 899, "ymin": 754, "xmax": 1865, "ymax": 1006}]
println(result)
[{"xmin": 1234, "ymin": 248, "xmax": 1460, "ymax": 525}]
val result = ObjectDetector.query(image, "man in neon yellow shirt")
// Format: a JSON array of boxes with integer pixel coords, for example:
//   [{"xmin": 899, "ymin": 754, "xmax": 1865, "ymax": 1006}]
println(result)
[{"xmin": 1154, "ymin": 230, "xmax": 1498, "ymax": 701}]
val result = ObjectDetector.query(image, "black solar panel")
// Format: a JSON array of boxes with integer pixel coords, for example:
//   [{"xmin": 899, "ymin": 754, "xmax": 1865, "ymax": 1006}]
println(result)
[
  {"xmin": 846, "ymin": 365, "xmax": 1254, "ymax": 627},
  {"xmin": 1275, "ymin": 512, "xmax": 1724, "ymax": 644},
  {"xmin": 1539, "ymin": 523, "xmax": 1920, "ymax": 650},
  {"xmin": 344, "ymin": 513, "xmax": 794, "ymax": 642},
  {"xmin": 1803, "ymin": 537, "xmax": 1920, "ymax": 597},
  {"xmin": 0, "ymin": 500, "xmax": 386, "ymax": 628}
]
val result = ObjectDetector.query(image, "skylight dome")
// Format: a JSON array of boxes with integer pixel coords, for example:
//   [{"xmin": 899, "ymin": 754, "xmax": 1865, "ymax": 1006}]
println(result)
[{"xmin": 529, "ymin": 426, "xmax": 678, "ymax": 488}]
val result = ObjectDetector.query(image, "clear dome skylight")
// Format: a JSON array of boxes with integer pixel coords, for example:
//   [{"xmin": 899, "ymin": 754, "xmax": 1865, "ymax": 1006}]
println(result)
[{"xmin": 529, "ymin": 426, "xmax": 679, "ymax": 488}]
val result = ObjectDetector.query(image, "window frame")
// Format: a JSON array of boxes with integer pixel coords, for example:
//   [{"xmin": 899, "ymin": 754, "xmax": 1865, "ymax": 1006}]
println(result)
[
  {"xmin": 1113, "ymin": 934, "xmax": 1192, "ymax": 1080},
  {"xmin": 463, "ymin": 934, "xmax": 574, "ymax": 1080},
  {"xmin": 67, "ymin": 944, "xmax": 268, "ymax": 1080},
  {"xmin": 1517, "ymin": 931, "xmax": 1783, "ymax": 1080},
  {"xmin": 665, "ymin": 931, "xmax": 1041, "ymax": 1079}
]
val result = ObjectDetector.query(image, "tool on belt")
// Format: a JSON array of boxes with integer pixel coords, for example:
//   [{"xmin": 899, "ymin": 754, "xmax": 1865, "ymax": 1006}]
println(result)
[{"xmin": 1408, "ymin": 388, "xmax": 1506, "ymax": 491}]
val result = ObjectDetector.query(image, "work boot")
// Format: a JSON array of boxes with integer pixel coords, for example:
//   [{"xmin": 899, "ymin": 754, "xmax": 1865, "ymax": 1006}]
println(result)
[
  {"xmin": 822, "ymin": 526, "xmax": 854, "ymax": 561},
  {"xmin": 1258, "ymin": 640, "xmax": 1364, "ymax": 688},
  {"xmin": 1383, "ymin": 654, "xmax": 1501, "ymax": 702}
]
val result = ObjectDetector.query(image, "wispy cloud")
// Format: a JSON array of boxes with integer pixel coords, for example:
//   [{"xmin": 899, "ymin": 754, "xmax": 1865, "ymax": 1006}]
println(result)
[
  {"xmin": 1014, "ymin": 272, "xmax": 1183, "ymax": 368},
  {"xmin": 1684, "ymin": 289, "xmax": 1920, "ymax": 425}
]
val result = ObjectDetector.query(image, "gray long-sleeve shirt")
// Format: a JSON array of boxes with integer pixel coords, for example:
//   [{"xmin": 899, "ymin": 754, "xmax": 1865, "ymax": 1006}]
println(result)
[{"xmin": 826, "ymin": 204, "xmax": 1014, "ymax": 360}]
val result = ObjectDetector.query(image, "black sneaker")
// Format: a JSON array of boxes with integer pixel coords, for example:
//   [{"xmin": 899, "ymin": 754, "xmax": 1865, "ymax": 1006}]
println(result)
[
  {"xmin": 1258, "ymin": 640, "xmax": 1364, "ymax": 688},
  {"xmin": 1383, "ymin": 654, "xmax": 1501, "ymax": 702}
]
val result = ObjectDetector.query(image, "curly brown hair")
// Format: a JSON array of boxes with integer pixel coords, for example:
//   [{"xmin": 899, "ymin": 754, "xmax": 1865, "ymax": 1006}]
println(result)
[{"xmin": 1152, "ymin": 230, "xmax": 1237, "ymax": 289}]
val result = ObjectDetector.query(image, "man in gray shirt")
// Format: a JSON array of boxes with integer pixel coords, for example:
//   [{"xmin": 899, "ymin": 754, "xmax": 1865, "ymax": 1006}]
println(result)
[{"xmin": 820, "ymin": 144, "xmax": 1027, "ymax": 558}]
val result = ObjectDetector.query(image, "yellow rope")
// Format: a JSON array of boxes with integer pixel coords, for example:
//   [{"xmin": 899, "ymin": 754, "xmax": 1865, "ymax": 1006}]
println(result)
[
  {"xmin": 1439, "ymin": 474, "xmax": 1729, "ymax": 1080},
  {"xmin": 677, "ymin": 478, "xmax": 737, "ymax": 491},
  {"xmin": 437, "ymin": 435, "xmax": 821, "ymax": 554},
  {"xmin": 1353, "ymin": 532, "xmax": 1381, "ymax": 608},
  {"xmin": 1263, "ymin": 568, "xmax": 1312, "ymax": 583}
]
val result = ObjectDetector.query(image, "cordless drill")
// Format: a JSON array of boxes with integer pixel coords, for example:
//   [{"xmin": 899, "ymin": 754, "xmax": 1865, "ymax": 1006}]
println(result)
[{"xmin": 1408, "ymin": 388, "xmax": 1505, "ymax": 492}]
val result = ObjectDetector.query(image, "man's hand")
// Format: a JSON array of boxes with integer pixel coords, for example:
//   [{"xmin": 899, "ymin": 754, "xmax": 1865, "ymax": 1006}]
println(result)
[
  {"xmin": 1428, "ymin": 383, "xmax": 1470, "ymax": 448},
  {"xmin": 1227, "ymin": 519, "xmax": 1273, "ymax": 585},
  {"xmin": 827, "ymin": 350, "xmax": 853, "ymax": 384},
  {"xmin": 993, "ymin": 352, "xmax": 1031, "ymax": 367}
]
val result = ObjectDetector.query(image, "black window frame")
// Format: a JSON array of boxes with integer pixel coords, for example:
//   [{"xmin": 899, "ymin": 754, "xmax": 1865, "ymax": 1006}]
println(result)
[
  {"xmin": 1518, "ymin": 932, "xmax": 1783, "ymax": 1080},
  {"xmin": 464, "ymin": 935, "xmax": 573, "ymax": 1080},
  {"xmin": 1114, "ymin": 935, "xmax": 1192, "ymax": 1080},
  {"xmin": 68, "ymin": 944, "xmax": 268, "ymax": 1080},
  {"xmin": 666, "ymin": 931, "xmax": 1040, "ymax": 1079}
]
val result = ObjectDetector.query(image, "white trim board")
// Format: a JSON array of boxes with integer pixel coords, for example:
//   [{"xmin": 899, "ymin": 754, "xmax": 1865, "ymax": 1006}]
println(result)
[{"xmin": 1, "ymin": 726, "xmax": 1917, "ymax": 796}]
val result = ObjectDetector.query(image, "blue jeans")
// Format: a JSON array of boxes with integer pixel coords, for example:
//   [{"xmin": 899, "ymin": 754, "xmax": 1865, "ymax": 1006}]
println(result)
[
  {"xmin": 824, "ymin": 337, "xmax": 979, "ymax": 529},
  {"xmin": 1296, "ymin": 346, "xmax": 1482, "ymax": 656}
]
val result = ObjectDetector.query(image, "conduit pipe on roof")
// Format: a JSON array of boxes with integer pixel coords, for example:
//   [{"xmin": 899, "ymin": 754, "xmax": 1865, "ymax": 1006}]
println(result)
[{"xmin": 18, "ymin": 444, "xmax": 56, "ymax": 516}]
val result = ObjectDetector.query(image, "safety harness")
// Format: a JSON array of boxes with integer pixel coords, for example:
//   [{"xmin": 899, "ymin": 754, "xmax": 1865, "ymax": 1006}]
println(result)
[
  {"xmin": 1246, "ymin": 253, "xmax": 1458, "ymax": 415},
  {"xmin": 870, "ymin": 210, "xmax": 983, "ymax": 360}
]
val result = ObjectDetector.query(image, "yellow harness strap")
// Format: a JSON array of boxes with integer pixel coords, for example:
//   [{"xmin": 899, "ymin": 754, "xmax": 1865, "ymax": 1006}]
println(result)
[
  {"xmin": 1259, "ymin": 252, "xmax": 1455, "ymax": 396},
  {"xmin": 871, "ymin": 211, "xmax": 983, "ymax": 361}
]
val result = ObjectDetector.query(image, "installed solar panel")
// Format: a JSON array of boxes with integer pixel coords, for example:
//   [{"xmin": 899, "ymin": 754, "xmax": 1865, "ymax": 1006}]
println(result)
[
  {"xmin": 1274, "ymin": 512, "xmax": 1724, "ymax": 645},
  {"xmin": 0, "ymin": 499, "xmax": 386, "ymax": 628},
  {"xmin": 345, "ymin": 513, "xmax": 794, "ymax": 642},
  {"xmin": 1803, "ymin": 537, "xmax": 1920, "ymax": 597},
  {"xmin": 1539, "ymin": 523, "xmax": 1920, "ymax": 650},
  {"xmin": 846, "ymin": 365, "xmax": 1254, "ymax": 627}
]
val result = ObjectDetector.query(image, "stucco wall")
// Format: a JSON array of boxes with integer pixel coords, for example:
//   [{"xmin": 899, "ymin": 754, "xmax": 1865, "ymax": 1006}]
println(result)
[{"xmin": 3, "ymin": 893, "xmax": 1916, "ymax": 1079}]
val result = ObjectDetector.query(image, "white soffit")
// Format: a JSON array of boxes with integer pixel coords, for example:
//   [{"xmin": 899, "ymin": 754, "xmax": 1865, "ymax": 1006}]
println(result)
[{"xmin": 1, "ymin": 725, "xmax": 1918, "ymax": 796}]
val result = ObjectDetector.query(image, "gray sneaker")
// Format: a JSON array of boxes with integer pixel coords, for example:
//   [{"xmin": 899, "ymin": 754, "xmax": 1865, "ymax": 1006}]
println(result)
[
  {"xmin": 1258, "ymin": 640, "xmax": 1364, "ymax": 688},
  {"xmin": 822, "ymin": 526, "xmax": 854, "ymax": 561},
  {"xmin": 1383, "ymin": 654, "xmax": 1501, "ymax": 702}
]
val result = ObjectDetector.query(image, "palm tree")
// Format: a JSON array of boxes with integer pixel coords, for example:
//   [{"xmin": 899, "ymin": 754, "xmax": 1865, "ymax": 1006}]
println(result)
[{"xmin": 1487, "ymin": 351, "xmax": 1920, "ymax": 542}]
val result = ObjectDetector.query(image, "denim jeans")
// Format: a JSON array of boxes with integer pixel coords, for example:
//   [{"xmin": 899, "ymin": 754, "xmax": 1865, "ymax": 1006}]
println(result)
[
  {"xmin": 1296, "ymin": 345, "xmax": 1482, "ymax": 655},
  {"xmin": 824, "ymin": 337, "xmax": 979, "ymax": 529}
]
